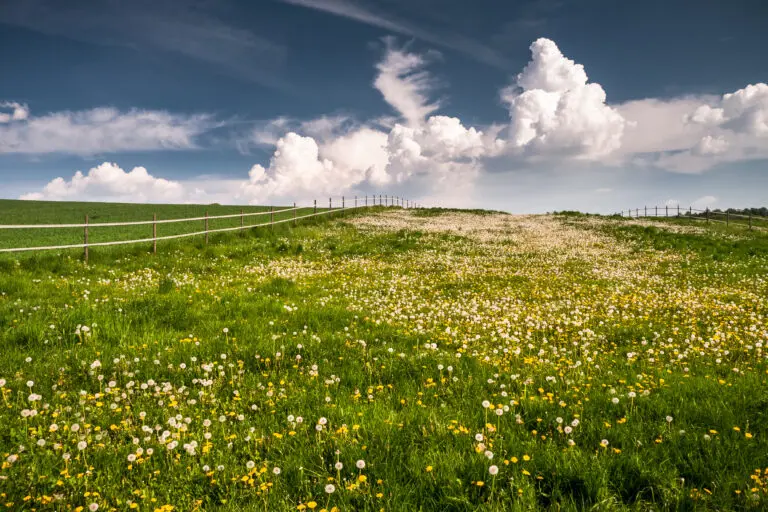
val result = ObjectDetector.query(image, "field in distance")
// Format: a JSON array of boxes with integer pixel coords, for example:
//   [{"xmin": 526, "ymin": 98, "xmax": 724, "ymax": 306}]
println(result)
[
  {"xmin": 0, "ymin": 199, "xmax": 340, "ymax": 252},
  {"xmin": 0, "ymin": 205, "xmax": 767, "ymax": 510}
]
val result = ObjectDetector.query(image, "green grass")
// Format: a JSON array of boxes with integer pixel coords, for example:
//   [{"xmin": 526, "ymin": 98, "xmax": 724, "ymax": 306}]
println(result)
[
  {"xmin": 0, "ymin": 199, "xmax": 379, "ymax": 255},
  {"xmin": 0, "ymin": 205, "xmax": 767, "ymax": 511}
]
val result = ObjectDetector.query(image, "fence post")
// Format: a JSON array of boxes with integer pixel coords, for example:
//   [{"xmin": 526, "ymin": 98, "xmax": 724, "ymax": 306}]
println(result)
[
  {"xmin": 84, "ymin": 214, "xmax": 89, "ymax": 264},
  {"xmin": 644, "ymin": 206, "xmax": 647, "ymax": 217},
  {"xmin": 706, "ymin": 207, "xmax": 709, "ymax": 223},
  {"xmin": 342, "ymin": 196, "xmax": 345, "ymax": 216},
  {"xmin": 379, "ymin": 194, "xmax": 382, "ymax": 206},
  {"xmin": 726, "ymin": 211, "xmax": 729, "ymax": 227},
  {"xmin": 636, "ymin": 208, "xmax": 639, "ymax": 218},
  {"xmin": 205, "ymin": 211, "xmax": 209, "ymax": 244},
  {"xmin": 271, "ymin": 206, "xmax": 274, "ymax": 230},
  {"xmin": 329, "ymin": 197, "xmax": 332, "ymax": 218},
  {"xmin": 665, "ymin": 205, "xmax": 668, "ymax": 217},
  {"xmin": 355, "ymin": 196, "xmax": 357, "ymax": 208},
  {"xmin": 677, "ymin": 205, "xmax": 680, "ymax": 217},
  {"xmin": 240, "ymin": 209, "xmax": 244, "ymax": 233},
  {"xmin": 749, "ymin": 212, "xmax": 752, "ymax": 230},
  {"xmin": 365, "ymin": 195, "xmax": 368, "ymax": 207},
  {"xmin": 293, "ymin": 202, "xmax": 297, "ymax": 227},
  {"xmin": 314, "ymin": 199, "xmax": 317, "ymax": 215},
  {"xmin": 153, "ymin": 213, "xmax": 157, "ymax": 254}
]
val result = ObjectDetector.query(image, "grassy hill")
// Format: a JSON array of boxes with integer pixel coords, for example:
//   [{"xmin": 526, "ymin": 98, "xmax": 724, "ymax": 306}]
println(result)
[
  {"xmin": 0, "ymin": 199, "xmax": 354, "ymax": 256},
  {"xmin": 0, "ymin": 206, "xmax": 767, "ymax": 510}
]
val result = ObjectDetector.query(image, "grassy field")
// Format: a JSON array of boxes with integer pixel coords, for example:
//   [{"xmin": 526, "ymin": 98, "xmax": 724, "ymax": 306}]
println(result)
[
  {"xmin": 1, "ymin": 204, "xmax": 767, "ymax": 511},
  {"xmin": 0, "ymin": 199, "xmax": 351, "ymax": 253}
]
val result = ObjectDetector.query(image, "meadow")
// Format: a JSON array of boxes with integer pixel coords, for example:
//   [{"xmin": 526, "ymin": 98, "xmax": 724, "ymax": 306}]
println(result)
[{"xmin": 1, "ymin": 203, "xmax": 767, "ymax": 511}]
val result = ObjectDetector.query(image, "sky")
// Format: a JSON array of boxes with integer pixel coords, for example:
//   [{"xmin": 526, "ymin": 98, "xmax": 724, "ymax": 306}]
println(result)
[{"xmin": 0, "ymin": 0, "xmax": 766, "ymax": 213}]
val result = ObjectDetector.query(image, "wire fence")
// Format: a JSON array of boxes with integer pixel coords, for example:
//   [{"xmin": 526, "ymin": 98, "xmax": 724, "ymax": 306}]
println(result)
[
  {"xmin": 0, "ymin": 194, "xmax": 417, "ymax": 262},
  {"xmin": 617, "ymin": 205, "xmax": 768, "ymax": 231}
]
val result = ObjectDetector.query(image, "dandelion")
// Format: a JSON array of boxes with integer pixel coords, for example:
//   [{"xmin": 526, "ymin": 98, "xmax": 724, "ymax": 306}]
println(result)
[
  {"xmin": 600, "ymin": 439, "xmax": 609, "ymax": 447},
  {"xmin": 325, "ymin": 484, "xmax": 336, "ymax": 494},
  {"xmin": 89, "ymin": 504, "xmax": 99, "ymax": 511},
  {"xmin": 482, "ymin": 400, "xmax": 491, "ymax": 409},
  {"xmin": 246, "ymin": 460, "xmax": 256, "ymax": 469},
  {"xmin": 489, "ymin": 465, "xmax": 499, "ymax": 475},
  {"xmin": 611, "ymin": 397, "xmax": 619, "ymax": 405},
  {"xmin": 356, "ymin": 459, "xmax": 366, "ymax": 469},
  {"xmin": 666, "ymin": 416, "xmax": 673, "ymax": 423},
  {"xmin": 334, "ymin": 462, "xmax": 343, "ymax": 470},
  {"xmin": 273, "ymin": 467, "xmax": 281, "ymax": 475},
  {"xmin": 77, "ymin": 441, "xmax": 87, "ymax": 450}
]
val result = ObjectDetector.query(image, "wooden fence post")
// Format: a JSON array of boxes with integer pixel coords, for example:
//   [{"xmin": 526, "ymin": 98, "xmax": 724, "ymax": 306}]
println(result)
[
  {"xmin": 677, "ymin": 205, "xmax": 680, "ymax": 217},
  {"xmin": 726, "ymin": 211, "xmax": 729, "ymax": 227},
  {"xmin": 749, "ymin": 212, "xmax": 752, "ymax": 230},
  {"xmin": 706, "ymin": 207, "xmax": 709, "ymax": 223},
  {"xmin": 329, "ymin": 197, "xmax": 332, "ymax": 217},
  {"xmin": 314, "ymin": 199, "xmax": 317, "ymax": 215},
  {"xmin": 293, "ymin": 202, "xmax": 297, "ymax": 227},
  {"xmin": 665, "ymin": 205, "xmax": 668, "ymax": 217},
  {"xmin": 342, "ymin": 196, "xmax": 345, "ymax": 216},
  {"xmin": 644, "ymin": 206, "xmax": 647, "ymax": 217},
  {"xmin": 153, "ymin": 213, "xmax": 157, "ymax": 254},
  {"xmin": 205, "ymin": 211, "xmax": 209, "ymax": 244},
  {"xmin": 365, "ymin": 195, "xmax": 368, "ymax": 207},
  {"xmin": 240, "ymin": 209, "xmax": 244, "ymax": 233},
  {"xmin": 355, "ymin": 196, "xmax": 357, "ymax": 208},
  {"xmin": 270, "ymin": 206, "xmax": 274, "ymax": 229},
  {"xmin": 84, "ymin": 214, "xmax": 89, "ymax": 264}
]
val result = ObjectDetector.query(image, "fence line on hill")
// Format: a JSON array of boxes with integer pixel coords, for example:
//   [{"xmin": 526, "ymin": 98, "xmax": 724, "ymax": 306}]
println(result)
[
  {"xmin": 0, "ymin": 194, "xmax": 419, "ymax": 262},
  {"xmin": 616, "ymin": 205, "xmax": 768, "ymax": 230}
]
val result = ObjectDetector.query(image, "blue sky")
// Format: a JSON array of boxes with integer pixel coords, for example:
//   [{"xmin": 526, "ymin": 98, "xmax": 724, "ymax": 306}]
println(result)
[{"xmin": 0, "ymin": 0, "xmax": 766, "ymax": 212}]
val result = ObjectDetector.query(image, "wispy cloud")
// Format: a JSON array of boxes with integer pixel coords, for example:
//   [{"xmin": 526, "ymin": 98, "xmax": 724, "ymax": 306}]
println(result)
[
  {"xmin": 0, "ymin": 103, "xmax": 216, "ymax": 155},
  {"xmin": 278, "ymin": 0, "xmax": 509, "ymax": 68},
  {"xmin": 0, "ymin": 0, "xmax": 292, "ymax": 90}
]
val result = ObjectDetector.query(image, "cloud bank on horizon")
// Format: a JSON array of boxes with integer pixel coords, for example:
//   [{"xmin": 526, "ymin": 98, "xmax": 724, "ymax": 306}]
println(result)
[{"xmin": 10, "ymin": 37, "xmax": 768, "ymax": 206}]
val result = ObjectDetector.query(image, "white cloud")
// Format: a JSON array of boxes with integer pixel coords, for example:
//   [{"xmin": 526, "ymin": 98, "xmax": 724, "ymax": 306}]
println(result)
[
  {"xmin": 320, "ymin": 127, "xmax": 390, "ymax": 185},
  {"xmin": 239, "ymin": 42, "xmax": 497, "ymax": 203},
  {"xmin": 374, "ymin": 39, "xmax": 440, "ymax": 127},
  {"xmin": 20, "ymin": 162, "xmax": 188, "ymax": 203},
  {"xmin": 240, "ymin": 133, "xmax": 340, "ymax": 204},
  {"xmin": 692, "ymin": 135, "xmax": 729, "ymax": 156},
  {"xmin": 0, "ymin": 104, "xmax": 214, "ymax": 155},
  {"xmin": 691, "ymin": 195, "xmax": 717, "ymax": 210},
  {"xmin": 616, "ymin": 96, "xmax": 717, "ymax": 155},
  {"xmin": 595, "ymin": 187, "xmax": 612, "ymax": 193},
  {"xmin": 501, "ymin": 38, "xmax": 626, "ymax": 159},
  {"xmin": 618, "ymin": 83, "xmax": 768, "ymax": 173},
  {"xmin": 0, "ymin": 102, "xmax": 29, "ymax": 123},
  {"xmin": 688, "ymin": 83, "xmax": 768, "ymax": 136}
]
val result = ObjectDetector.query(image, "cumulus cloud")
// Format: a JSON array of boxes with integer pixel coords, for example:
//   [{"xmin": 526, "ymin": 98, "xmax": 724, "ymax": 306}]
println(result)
[
  {"xmin": 501, "ymin": 38, "xmax": 626, "ymax": 159},
  {"xmin": 687, "ymin": 83, "xmax": 768, "ymax": 136},
  {"xmin": 0, "ymin": 102, "xmax": 29, "ymax": 123},
  {"xmin": 239, "ymin": 41, "xmax": 497, "ymax": 204},
  {"xmin": 692, "ymin": 135, "xmax": 729, "ymax": 156},
  {"xmin": 20, "ymin": 162, "xmax": 188, "ymax": 203},
  {"xmin": 240, "ymin": 133, "xmax": 342, "ymax": 204},
  {"xmin": 0, "ymin": 103, "xmax": 214, "ymax": 155},
  {"xmin": 374, "ymin": 39, "xmax": 440, "ymax": 127}
]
